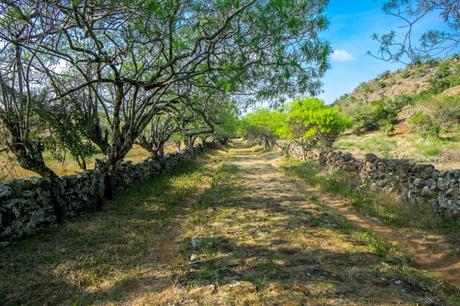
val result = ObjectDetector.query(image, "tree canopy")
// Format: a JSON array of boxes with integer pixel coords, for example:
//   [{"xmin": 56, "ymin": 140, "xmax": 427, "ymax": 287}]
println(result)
[
  {"xmin": 0, "ymin": 0, "xmax": 330, "ymax": 180},
  {"xmin": 242, "ymin": 97, "xmax": 351, "ymax": 150}
]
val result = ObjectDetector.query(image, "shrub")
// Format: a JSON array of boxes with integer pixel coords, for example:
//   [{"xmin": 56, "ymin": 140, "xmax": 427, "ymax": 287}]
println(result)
[
  {"xmin": 408, "ymin": 113, "xmax": 440, "ymax": 137},
  {"xmin": 379, "ymin": 70, "xmax": 391, "ymax": 78},
  {"xmin": 435, "ymin": 96, "xmax": 460, "ymax": 126},
  {"xmin": 350, "ymin": 96, "xmax": 412, "ymax": 135},
  {"xmin": 286, "ymin": 98, "xmax": 352, "ymax": 148}
]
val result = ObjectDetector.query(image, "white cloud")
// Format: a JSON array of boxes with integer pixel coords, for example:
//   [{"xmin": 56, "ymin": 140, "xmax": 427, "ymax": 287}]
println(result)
[{"xmin": 331, "ymin": 49, "xmax": 356, "ymax": 62}]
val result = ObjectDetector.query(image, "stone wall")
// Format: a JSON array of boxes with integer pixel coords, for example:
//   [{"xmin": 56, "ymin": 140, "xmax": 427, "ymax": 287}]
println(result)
[
  {"xmin": 282, "ymin": 142, "xmax": 460, "ymax": 218},
  {"xmin": 0, "ymin": 143, "xmax": 216, "ymax": 244}
]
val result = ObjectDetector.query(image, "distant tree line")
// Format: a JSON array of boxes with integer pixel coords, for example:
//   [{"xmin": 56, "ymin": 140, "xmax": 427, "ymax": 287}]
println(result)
[{"xmin": 241, "ymin": 98, "xmax": 351, "ymax": 158}]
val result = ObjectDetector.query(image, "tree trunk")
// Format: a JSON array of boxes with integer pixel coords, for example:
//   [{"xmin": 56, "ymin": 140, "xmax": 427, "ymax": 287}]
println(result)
[{"xmin": 9, "ymin": 139, "xmax": 58, "ymax": 179}]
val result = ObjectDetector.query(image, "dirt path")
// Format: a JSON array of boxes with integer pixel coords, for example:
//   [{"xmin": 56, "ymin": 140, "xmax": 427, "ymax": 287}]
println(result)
[
  {"xmin": 1, "ymin": 142, "xmax": 459, "ymax": 305},
  {"xmin": 156, "ymin": 141, "xmax": 459, "ymax": 305},
  {"xmin": 287, "ymin": 176, "xmax": 460, "ymax": 290}
]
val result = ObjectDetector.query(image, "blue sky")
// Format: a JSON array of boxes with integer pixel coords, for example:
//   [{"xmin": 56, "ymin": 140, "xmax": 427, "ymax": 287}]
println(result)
[{"xmin": 318, "ymin": 0, "xmax": 447, "ymax": 104}]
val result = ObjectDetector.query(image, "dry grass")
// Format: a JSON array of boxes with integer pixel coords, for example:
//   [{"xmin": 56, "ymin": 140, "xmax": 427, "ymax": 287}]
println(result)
[
  {"xmin": 0, "ymin": 144, "xmax": 181, "ymax": 181},
  {"xmin": 335, "ymin": 131, "xmax": 460, "ymax": 170},
  {"xmin": 282, "ymin": 158, "xmax": 460, "ymax": 233},
  {"xmin": 143, "ymin": 142, "xmax": 460, "ymax": 305}
]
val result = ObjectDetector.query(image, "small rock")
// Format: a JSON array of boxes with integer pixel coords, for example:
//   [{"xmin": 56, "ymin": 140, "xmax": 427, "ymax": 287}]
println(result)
[
  {"xmin": 394, "ymin": 279, "xmax": 402, "ymax": 285},
  {"xmin": 421, "ymin": 186, "xmax": 432, "ymax": 197},
  {"xmin": 190, "ymin": 254, "xmax": 198, "ymax": 261}
]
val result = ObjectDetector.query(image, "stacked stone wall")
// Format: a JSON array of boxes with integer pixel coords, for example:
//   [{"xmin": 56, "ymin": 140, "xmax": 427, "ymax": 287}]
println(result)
[
  {"xmin": 282, "ymin": 142, "xmax": 460, "ymax": 218},
  {"xmin": 0, "ymin": 143, "xmax": 217, "ymax": 243}
]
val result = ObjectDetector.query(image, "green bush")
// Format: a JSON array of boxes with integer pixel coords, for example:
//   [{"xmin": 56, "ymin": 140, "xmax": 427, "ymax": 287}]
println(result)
[
  {"xmin": 435, "ymin": 96, "xmax": 460, "ymax": 126},
  {"xmin": 286, "ymin": 98, "xmax": 352, "ymax": 148},
  {"xmin": 351, "ymin": 96, "xmax": 412, "ymax": 135},
  {"xmin": 408, "ymin": 113, "xmax": 440, "ymax": 137}
]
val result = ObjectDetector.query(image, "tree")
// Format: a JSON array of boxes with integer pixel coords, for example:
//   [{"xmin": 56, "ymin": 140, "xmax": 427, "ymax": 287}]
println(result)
[
  {"xmin": 1, "ymin": 0, "xmax": 330, "ymax": 180},
  {"xmin": 286, "ymin": 98, "xmax": 351, "ymax": 151},
  {"xmin": 242, "ymin": 109, "xmax": 287, "ymax": 149},
  {"xmin": 0, "ymin": 2, "xmax": 59, "ymax": 178},
  {"xmin": 211, "ymin": 101, "xmax": 241, "ymax": 144},
  {"xmin": 369, "ymin": 0, "xmax": 460, "ymax": 64},
  {"xmin": 136, "ymin": 112, "xmax": 176, "ymax": 159}
]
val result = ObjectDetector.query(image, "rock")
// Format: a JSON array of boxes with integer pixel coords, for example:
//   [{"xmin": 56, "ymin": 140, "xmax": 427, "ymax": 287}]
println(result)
[
  {"xmin": 421, "ymin": 186, "xmax": 432, "ymax": 197},
  {"xmin": 437, "ymin": 178, "xmax": 449, "ymax": 191},
  {"xmin": 0, "ymin": 186, "xmax": 13, "ymax": 200},
  {"xmin": 413, "ymin": 178, "xmax": 425, "ymax": 187}
]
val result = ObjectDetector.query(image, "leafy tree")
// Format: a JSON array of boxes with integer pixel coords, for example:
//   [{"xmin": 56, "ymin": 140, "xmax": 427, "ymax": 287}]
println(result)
[
  {"xmin": 209, "ymin": 101, "xmax": 241, "ymax": 144},
  {"xmin": 0, "ymin": 0, "xmax": 331, "ymax": 180},
  {"xmin": 136, "ymin": 113, "xmax": 176, "ymax": 159},
  {"xmin": 285, "ymin": 98, "xmax": 351, "ymax": 156},
  {"xmin": 242, "ymin": 109, "xmax": 287, "ymax": 149},
  {"xmin": 168, "ymin": 132, "xmax": 184, "ymax": 152}
]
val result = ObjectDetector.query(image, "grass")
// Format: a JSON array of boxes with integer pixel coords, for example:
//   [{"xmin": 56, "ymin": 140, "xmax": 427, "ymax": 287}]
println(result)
[
  {"xmin": 334, "ymin": 133, "xmax": 397, "ymax": 158},
  {"xmin": 2, "ymin": 141, "xmax": 459, "ymax": 304},
  {"xmin": 0, "ymin": 144, "xmax": 182, "ymax": 181},
  {"xmin": 335, "ymin": 131, "xmax": 460, "ymax": 169},
  {"xmin": 0, "ymin": 149, "xmax": 218, "ymax": 305},
  {"xmin": 283, "ymin": 159, "xmax": 459, "ymax": 233}
]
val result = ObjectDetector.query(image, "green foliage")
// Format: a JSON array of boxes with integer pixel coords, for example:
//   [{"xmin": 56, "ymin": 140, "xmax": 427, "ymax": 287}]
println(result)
[
  {"xmin": 351, "ymin": 96, "xmax": 413, "ymax": 135},
  {"xmin": 242, "ymin": 97, "xmax": 350, "ymax": 149},
  {"xmin": 434, "ymin": 96, "xmax": 460, "ymax": 127},
  {"xmin": 212, "ymin": 102, "xmax": 241, "ymax": 140},
  {"xmin": 286, "ymin": 98, "xmax": 351, "ymax": 147},
  {"xmin": 241, "ymin": 109, "xmax": 287, "ymax": 148},
  {"xmin": 428, "ymin": 60, "xmax": 460, "ymax": 94},
  {"xmin": 408, "ymin": 113, "xmax": 440, "ymax": 137},
  {"xmin": 33, "ymin": 101, "xmax": 98, "ymax": 170}
]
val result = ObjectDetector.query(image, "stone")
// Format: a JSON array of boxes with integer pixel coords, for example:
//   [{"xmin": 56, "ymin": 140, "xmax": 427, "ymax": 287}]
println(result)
[
  {"xmin": 421, "ymin": 186, "xmax": 432, "ymax": 197},
  {"xmin": 283, "ymin": 142, "xmax": 460, "ymax": 218},
  {"xmin": 0, "ymin": 144, "xmax": 211, "ymax": 243},
  {"xmin": 0, "ymin": 186, "xmax": 13, "ymax": 201}
]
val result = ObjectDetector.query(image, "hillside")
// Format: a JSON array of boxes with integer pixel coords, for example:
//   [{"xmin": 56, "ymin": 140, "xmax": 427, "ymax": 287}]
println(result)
[
  {"xmin": 334, "ymin": 56, "xmax": 460, "ymax": 112},
  {"xmin": 333, "ymin": 56, "xmax": 460, "ymax": 170}
]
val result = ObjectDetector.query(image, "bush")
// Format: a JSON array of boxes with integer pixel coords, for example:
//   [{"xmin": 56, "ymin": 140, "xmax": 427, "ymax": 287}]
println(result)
[
  {"xmin": 350, "ymin": 96, "xmax": 412, "ymax": 135},
  {"xmin": 434, "ymin": 96, "xmax": 460, "ymax": 128},
  {"xmin": 408, "ymin": 113, "xmax": 440, "ymax": 137},
  {"xmin": 287, "ymin": 98, "xmax": 352, "ymax": 148}
]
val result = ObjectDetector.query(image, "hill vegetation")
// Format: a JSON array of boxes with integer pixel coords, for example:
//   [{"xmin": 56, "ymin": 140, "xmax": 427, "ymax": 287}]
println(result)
[{"xmin": 333, "ymin": 56, "xmax": 460, "ymax": 169}]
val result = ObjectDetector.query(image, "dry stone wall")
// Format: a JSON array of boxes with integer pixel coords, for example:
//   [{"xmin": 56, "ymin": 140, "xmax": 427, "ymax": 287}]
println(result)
[
  {"xmin": 0, "ymin": 143, "xmax": 215, "ymax": 244},
  {"xmin": 283, "ymin": 142, "xmax": 460, "ymax": 218}
]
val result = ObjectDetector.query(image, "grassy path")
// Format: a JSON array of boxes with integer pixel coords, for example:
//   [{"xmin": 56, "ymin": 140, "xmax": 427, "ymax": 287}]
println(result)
[
  {"xmin": 0, "ymin": 148, "xmax": 228, "ymax": 305},
  {"xmin": 1, "ymin": 141, "xmax": 459, "ymax": 305},
  {"xmin": 287, "ymin": 176, "xmax": 460, "ymax": 290}
]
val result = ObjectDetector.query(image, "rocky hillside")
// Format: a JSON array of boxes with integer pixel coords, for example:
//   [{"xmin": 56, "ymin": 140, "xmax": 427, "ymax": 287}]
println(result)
[
  {"xmin": 332, "ymin": 56, "xmax": 460, "ymax": 170},
  {"xmin": 334, "ymin": 56, "xmax": 460, "ymax": 116}
]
